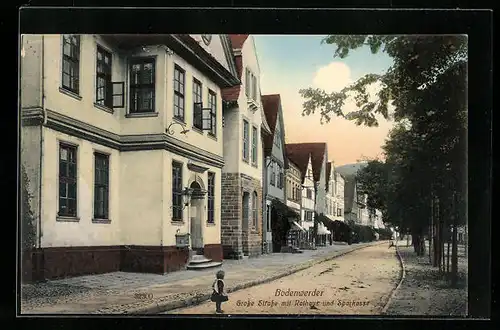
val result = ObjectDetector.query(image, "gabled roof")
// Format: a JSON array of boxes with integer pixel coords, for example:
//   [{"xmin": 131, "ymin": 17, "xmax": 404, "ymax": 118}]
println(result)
[
  {"xmin": 229, "ymin": 34, "xmax": 249, "ymax": 49},
  {"xmin": 221, "ymin": 56, "xmax": 243, "ymax": 102},
  {"xmin": 262, "ymin": 94, "xmax": 282, "ymax": 156},
  {"xmin": 285, "ymin": 144, "xmax": 311, "ymax": 184},
  {"xmin": 221, "ymin": 35, "xmax": 248, "ymax": 102},
  {"xmin": 284, "ymin": 143, "xmax": 327, "ymax": 182}
]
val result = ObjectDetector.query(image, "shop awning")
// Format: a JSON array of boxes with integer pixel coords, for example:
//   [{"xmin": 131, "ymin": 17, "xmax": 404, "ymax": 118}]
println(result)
[{"xmin": 291, "ymin": 221, "xmax": 306, "ymax": 232}]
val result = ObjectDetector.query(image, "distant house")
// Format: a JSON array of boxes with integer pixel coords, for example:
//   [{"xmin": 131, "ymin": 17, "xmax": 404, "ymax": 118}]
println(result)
[
  {"xmin": 343, "ymin": 175, "xmax": 361, "ymax": 225},
  {"xmin": 285, "ymin": 142, "xmax": 329, "ymax": 246},
  {"xmin": 325, "ymin": 162, "xmax": 335, "ymax": 220},
  {"xmin": 285, "ymin": 158, "xmax": 305, "ymax": 247},
  {"xmin": 220, "ymin": 34, "xmax": 270, "ymax": 259},
  {"xmin": 285, "ymin": 159, "xmax": 302, "ymax": 218},
  {"xmin": 261, "ymin": 94, "xmax": 288, "ymax": 253},
  {"xmin": 326, "ymin": 163, "xmax": 345, "ymax": 223},
  {"xmin": 334, "ymin": 170, "xmax": 346, "ymax": 222}
]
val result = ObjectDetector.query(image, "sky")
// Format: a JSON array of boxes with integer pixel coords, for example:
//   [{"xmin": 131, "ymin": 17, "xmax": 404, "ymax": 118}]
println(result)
[{"xmin": 254, "ymin": 35, "xmax": 396, "ymax": 166}]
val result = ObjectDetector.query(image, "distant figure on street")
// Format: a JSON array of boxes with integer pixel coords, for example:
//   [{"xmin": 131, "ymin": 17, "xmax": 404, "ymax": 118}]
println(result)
[
  {"xmin": 211, "ymin": 270, "xmax": 228, "ymax": 314},
  {"xmin": 389, "ymin": 232, "xmax": 396, "ymax": 248}
]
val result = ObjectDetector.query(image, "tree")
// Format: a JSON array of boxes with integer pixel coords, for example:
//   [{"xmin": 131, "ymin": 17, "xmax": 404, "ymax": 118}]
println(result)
[{"xmin": 301, "ymin": 35, "xmax": 467, "ymax": 277}]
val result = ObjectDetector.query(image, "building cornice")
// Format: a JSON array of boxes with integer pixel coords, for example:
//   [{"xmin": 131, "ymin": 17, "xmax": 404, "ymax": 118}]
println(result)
[{"xmin": 22, "ymin": 108, "xmax": 225, "ymax": 168}]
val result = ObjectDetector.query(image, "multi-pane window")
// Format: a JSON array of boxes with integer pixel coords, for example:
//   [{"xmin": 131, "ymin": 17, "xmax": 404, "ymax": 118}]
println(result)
[
  {"xmin": 245, "ymin": 68, "xmax": 251, "ymax": 97},
  {"xmin": 252, "ymin": 192, "xmax": 258, "ymax": 228},
  {"xmin": 270, "ymin": 162, "xmax": 276, "ymax": 186},
  {"xmin": 242, "ymin": 119, "xmax": 249, "ymax": 161},
  {"xmin": 193, "ymin": 79, "xmax": 203, "ymax": 130},
  {"xmin": 305, "ymin": 211, "xmax": 313, "ymax": 222},
  {"xmin": 172, "ymin": 162, "xmax": 183, "ymax": 221},
  {"xmin": 337, "ymin": 208, "xmax": 342, "ymax": 217},
  {"xmin": 94, "ymin": 153, "xmax": 109, "ymax": 219},
  {"xmin": 245, "ymin": 68, "xmax": 258, "ymax": 101},
  {"xmin": 208, "ymin": 90, "xmax": 217, "ymax": 136},
  {"xmin": 62, "ymin": 35, "xmax": 80, "ymax": 94},
  {"xmin": 251, "ymin": 126, "xmax": 258, "ymax": 165},
  {"xmin": 173, "ymin": 65, "xmax": 185, "ymax": 121},
  {"xmin": 58, "ymin": 144, "xmax": 77, "ymax": 217},
  {"xmin": 96, "ymin": 46, "xmax": 113, "ymax": 108},
  {"xmin": 242, "ymin": 192, "xmax": 250, "ymax": 226},
  {"xmin": 252, "ymin": 74, "xmax": 257, "ymax": 100},
  {"xmin": 277, "ymin": 165, "xmax": 283, "ymax": 189},
  {"xmin": 306, "ymin": 188, "xmax": 312, "ymax": 199},
  {"xmin": 130, "ymin": 58, "xmax": 155, "ymax": 113},
  {"xmin": 207, "ymin": 172, "xmax": 215, "ymax": 224}
]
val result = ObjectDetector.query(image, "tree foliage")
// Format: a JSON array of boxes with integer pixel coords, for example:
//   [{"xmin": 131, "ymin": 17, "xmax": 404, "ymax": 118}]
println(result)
[
  {"xmin": 306, "ymin": 35, "xmax": 467, "ymax": 265},
  {"xmin": 300, "ymin": 35, "xmax": 467, "ymax": 127}
]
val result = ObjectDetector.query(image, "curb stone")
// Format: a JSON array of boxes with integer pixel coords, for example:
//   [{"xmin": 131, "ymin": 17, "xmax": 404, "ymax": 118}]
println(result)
[
  {"xmin": 125, "ymin": 241, "xmax": 386, "ymax": 314},
  {"xmin": 381, "ymin": 243, "xmax": 406, "ymax": 314}
]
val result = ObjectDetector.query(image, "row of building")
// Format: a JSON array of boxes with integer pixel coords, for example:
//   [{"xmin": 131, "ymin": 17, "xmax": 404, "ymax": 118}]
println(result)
[{"xmin": 20, "ymin": 34, "xmax": 384, "ymax": 282}]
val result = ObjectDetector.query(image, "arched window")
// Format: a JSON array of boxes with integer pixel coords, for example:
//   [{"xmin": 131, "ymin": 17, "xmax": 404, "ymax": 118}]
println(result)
[
  {"xmin": 252, "ymin": 191, "xmax": 258, "ymax": 228},
  {"xmin": 242, "ymin": 192, "xmax": 250, "ymax": 228}
]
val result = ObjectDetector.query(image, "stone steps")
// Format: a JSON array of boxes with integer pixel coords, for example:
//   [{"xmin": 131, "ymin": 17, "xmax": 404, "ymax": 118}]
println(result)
[
  {"xmin": 186, "ymin": 254, "xmax": 223, "ymax": 270},
  {"xmin": 186, "ymin": 261, "xmax": 223, "ymax": 270}
]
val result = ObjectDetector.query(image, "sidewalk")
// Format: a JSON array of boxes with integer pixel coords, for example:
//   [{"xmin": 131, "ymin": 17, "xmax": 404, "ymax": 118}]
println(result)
[
  {"xmin": 384, "ymin": 242, "xmax": 467, "ymax": 316},
  {"xmin": 21, "ymin": 241, "xmax": 383, "ymax": 314}
]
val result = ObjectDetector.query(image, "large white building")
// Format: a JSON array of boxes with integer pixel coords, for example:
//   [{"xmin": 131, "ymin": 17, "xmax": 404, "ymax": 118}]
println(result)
[
  {"xmin": 20, "ymin": 34, "xmax": 240, "ymax": 281},
  {"xmin": 220, "ymin": 34, "xmax": 271, "ymax": 259}
]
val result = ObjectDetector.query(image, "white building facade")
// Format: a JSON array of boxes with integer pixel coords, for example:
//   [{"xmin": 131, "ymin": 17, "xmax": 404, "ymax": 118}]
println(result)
[
  {"xmin": 220, "ymin": 35, "xmax": 269, "ymax": 259},
  {"xmin": 300, "ymin": 155, "xmax": 315, "ymax": 233},
  {"xmin": 20, "ymin": 34, "xmax": 239, "ymax": 281}
]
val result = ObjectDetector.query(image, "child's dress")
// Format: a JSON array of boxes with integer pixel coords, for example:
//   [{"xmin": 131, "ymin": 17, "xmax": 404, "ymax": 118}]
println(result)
[{"xmin": 211, "ymin": 279, "xmax": 228, "ymax": 302}]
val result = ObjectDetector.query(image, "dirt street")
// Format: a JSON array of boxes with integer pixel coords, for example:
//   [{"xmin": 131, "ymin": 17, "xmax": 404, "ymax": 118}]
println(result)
[{"xmin": 167, "ymin": 243, "xmax": 401, "ymax": 315}]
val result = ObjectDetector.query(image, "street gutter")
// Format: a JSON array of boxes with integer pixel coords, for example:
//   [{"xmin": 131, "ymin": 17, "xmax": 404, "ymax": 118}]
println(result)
[
  {"xmin": 381, "ymin": 243, "xmax": 406, "ymax": 314},
  {"xmin": 125, "ymin": 240, "xmax": 386, "ymax": 314}
]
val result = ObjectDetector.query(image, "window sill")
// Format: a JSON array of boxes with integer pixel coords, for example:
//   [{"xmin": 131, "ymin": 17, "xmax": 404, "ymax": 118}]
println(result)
[
  {"xmin": 251, "ymin": 162, "xmax": 258, "ymax": 168},
  {"xmin": 191, "ymin": 126, "xmax": 204, "ymax": 135},
  {"xmin": 92, "ymin": 218, "xmax": 111, "ymax": 224},
  {"xmin": 59, "ymin": 87, "xmax": 82, "ymax": 101},
  {"xmin": 56, "ymin": 216, "xmax": 80, "ymax": 222},
  {"xmin": 242, "ymin": 158, "xmax": 249, "ymax": 164},
  {"xmin": 171, "ymin": 220, "xmax": 185, "ymax": 226},
  {"xmin": 207, "ymin": 133, "xmax": 217, "ymax": 141},
  {"xmin": 173, "ymin": 116, "xmax": 186, "ymax": 125},
  {"xmin": 206, "ymin": 222, "xmax": 216, "ymax": 227},
  {"xmin": 126, "ymin": 112, "xmax": 159, "ymax": 118},
  {"xmin": 94, "ymin": 103, "xmax": 114, "ymax": 114}
]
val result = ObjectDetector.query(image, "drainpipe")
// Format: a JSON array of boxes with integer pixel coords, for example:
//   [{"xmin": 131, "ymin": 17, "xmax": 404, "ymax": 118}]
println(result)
[
  {"xmin": 38, "ymin": 35, "xmax": 45, "ymax": 250},
  {"xmin": 262, "ymin": 156, "xmax": 269, "ymax": 253},
  {"xmin": 262, "ymin": 155, "xmax": 273, "ymax": 253}
]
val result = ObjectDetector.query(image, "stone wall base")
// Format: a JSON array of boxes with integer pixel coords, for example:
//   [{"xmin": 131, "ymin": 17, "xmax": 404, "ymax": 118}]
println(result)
[
  {"xmin": 221, "ymin": 172, "xmax": 263, "ymax": 259},
  {"xmin": 21, "ymin": 243, "xmax": 222, "ymax": 283}
]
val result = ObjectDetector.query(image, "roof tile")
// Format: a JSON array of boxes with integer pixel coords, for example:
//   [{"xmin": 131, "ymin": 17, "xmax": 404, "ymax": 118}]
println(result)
[
  {"xmin": 262, "ymin": 94, "xmax": 282, "ymax": 156},
  {"xmin": 285, "ymin": 143, "xmax": 327, "ymax": 182}
]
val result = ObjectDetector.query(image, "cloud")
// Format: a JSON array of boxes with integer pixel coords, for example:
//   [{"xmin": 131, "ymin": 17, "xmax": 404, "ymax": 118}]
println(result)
[
  {"xmin": 261, "ymin": 61, "xmax": 396, "ymax": 165},
  {"xmin": 312, "ymin": 62, "xmax": 353, "ymax": 92}
]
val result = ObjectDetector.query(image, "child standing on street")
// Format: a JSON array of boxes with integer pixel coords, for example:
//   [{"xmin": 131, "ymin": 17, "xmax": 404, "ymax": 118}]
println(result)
[{"xmin": 211, "ymin": 270, "xmax": 228, "ymax": 314}]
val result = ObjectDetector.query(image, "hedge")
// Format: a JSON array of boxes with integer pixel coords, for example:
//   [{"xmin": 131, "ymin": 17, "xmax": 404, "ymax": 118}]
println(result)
[
  {"xmin": 374, "ymin": 227, "xmax": 393, "ymax": 240},
  {"xmin": 351, "ymin": 224, "xmax": 377, "ymax": 243}
]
